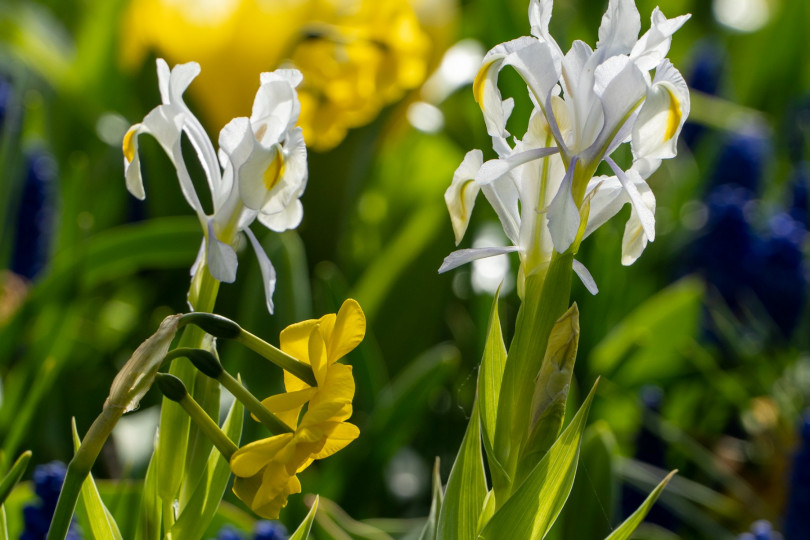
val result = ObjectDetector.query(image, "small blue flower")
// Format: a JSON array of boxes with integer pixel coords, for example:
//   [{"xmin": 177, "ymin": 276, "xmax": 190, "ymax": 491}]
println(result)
[
  {"xmin": 710, "ymin": 128, "xmax": 771, "ymax": 192},
  {"xmin": 254, "ymin": 520, "xmax": 288, "ymax": 540},
  {"xmin": 21, "ymin": 461, "xmax": 82, "ymax": 540},
  {"xmin": 790, "ymin": 163, "xmax": 809, "ymax": 226},
  {"xmin": 11, "ymin": 149, "xmax": 57, "ymax": 280},
  {"xmin": 739, "ymin": 519, "xmax": 782, "ymax": 540}
]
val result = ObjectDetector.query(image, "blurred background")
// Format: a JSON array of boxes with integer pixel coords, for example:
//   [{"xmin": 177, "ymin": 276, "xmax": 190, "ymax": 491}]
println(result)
[{"xmin": 0, "ymin": 0, "xmax": 808, "ymax": 538}]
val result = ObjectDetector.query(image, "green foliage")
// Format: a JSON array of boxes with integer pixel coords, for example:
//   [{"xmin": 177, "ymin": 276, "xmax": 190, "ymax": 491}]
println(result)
[
  {"xmin": 606, "ymin": 470, "xmax": 677, "ymax": 540},
  {"xmin": 479, "ymin": 380, "xmax": 598, "ymax": 539},
  {"xmin": 436, "ymin": 401, "xmax": 486, "ymax": 540},
  {"xmin": 71, "ymin": 420, "xmax": 123, "ymax": 540},
  {"xmin": 289, "ymin": 496, "xmax": 318, "ymax": 540}
]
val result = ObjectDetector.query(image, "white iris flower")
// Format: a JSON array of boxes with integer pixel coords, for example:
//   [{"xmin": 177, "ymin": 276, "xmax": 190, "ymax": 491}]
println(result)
[
  {"xmin": 442, "ymin": 0, "xmax": 690, "ymax": 292},
  {"xmin": 123, "ymin": 59, "xmax": 307, "ymax": 313}
]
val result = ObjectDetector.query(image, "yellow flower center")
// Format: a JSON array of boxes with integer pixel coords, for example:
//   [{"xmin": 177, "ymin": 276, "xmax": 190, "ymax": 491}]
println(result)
[
  {"xmin": 122, "ymin": 127, "xmax": 137, "ymax": 162},
  {"xmin": 664, "ymin": 87, "xmax": 682, "ymax": 142},
  {"xmin": 263, "ymin": 146, "xmax": 285, "ymax": 191}
]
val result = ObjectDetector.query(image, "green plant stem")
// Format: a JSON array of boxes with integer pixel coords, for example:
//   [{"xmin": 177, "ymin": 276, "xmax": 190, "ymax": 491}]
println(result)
[
  {"xmin": 236, "ymin": 330, "xmax": 317, "ymax": 386},
  {"xmin": 493, "ymin": 250, "xmax": 574, "ymax": 505},
  {"xmin": 219, "ymin": 371, "xmax": 293, "ymax": 435},
  {"xmin": 176, "ymin": 394, "xmax": 238, "ymax": 460},
  {"xmin": 46, "ymin": 406, "xmax": 124, "ymax": 540}
]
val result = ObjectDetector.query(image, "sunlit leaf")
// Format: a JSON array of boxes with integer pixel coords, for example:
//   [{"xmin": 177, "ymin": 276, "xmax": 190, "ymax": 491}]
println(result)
[
  {"xmin": 605, "ymin": 470, "xmax": 677, "ymax": 540},
  {"xmin": 170, "ymin": 392, "xmax": 244, "ymax": 540},
  {"xmin": 479, "ymin": 379, "xmax": 598, "ymax": 540},
  {"xmin": 418, "ymin": 458, "xmax": 443, "ymax": 540},
  {"xmin": 477, "ymin": 287, "xmax": 509, "ymax": 493},
  {"xmin": 72, "ymin": 419, "xmax": 123, "ymax": 540},
  {"xmin": 0, "ymin": 450, "xmax": 30, "ymax": 506},
  {"xmin": 289, "ymin": 495, "xmax": 319, "ymax": 540},
  {"xmin": 437, "ymin": 400, "xmax": 487, "ymax": 539}
]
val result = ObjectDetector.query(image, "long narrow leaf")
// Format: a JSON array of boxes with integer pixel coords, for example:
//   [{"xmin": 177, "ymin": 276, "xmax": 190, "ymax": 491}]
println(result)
[
  {"xmin": 418, "ymin": 458, "xmax": 443, "ymax": 540},
  {"xmin": 605, "ymin": 470, "xmax": 677, "ymax": 540},
  {"xmin": 135, "ymin": 452, "xmax": 161, "ymax": 540},
  {"xmin": 0, "ymin": 451, "xmax": 31, "ymax": 506},
  {"xmin": 437, "ymin": 401, "xmax": 487, "ymax": 539},
  {"xmin": 1, "ymin": 504, "xmax": 8, "ymax": 540},
  {"xmin": 169, "ymin": 393, "xmax": 244, "ymax": 540},
  {"xmin": 477, "ymin": 288, "xmax": 509, "ymax": 493},
  {"xmin": 71, "ymin": 419, "xmax": 123, "ymax": 540},
  {"xmin": 479, "ymin": 380, "xmax": 598, "ymax": 540},
  {"xmin": 289, "ymin": 496, "xmax": 319, "ymax": 540}
]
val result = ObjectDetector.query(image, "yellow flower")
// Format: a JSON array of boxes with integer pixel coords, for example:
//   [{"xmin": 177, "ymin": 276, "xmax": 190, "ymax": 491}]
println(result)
[
  {"xmin": 121, "ymin": 0, "xmax": 437, "ymax": 150},
  {"xmin": 229, "ymin": 299, "xmax": 365, "ymax": 518}
]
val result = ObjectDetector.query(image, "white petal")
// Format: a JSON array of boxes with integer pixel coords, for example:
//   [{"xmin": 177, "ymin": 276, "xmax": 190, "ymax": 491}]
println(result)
[
  {"xmin": 166, "ymin": 60, "xmax": 201, "ymax": 104},
  {"xmin": 261, "ymin": 68, "xmax": 303, "ymax": 89},
  {"xmin": 630, "ymin": 9, "xmax": 691, "ymax": 72},
  {"xmin": 547, "ymin": 158, "xmax": 581, "ymax": 253},
  {"xmin": 258, "ymin": 199, "xmax": 304, "ymax": 232},
  {"xmin": 123, "ymin": 124, "xmax": 145, "ymax": 200},
  {"xmin": 475, "ymin": 146, "xmax": 560, "ymax": 185},
  {"xmin": 244, "ymin": 228, "xmax": 277, "ymax": 314},
  {"xmin": 259, "ymin": 127, "xmax": 308, "ymax": 216},
  {"xmin": 606, "ymin": 157, "xmax": 655, "ymax": 242},
  {"xmin": 205, "ymin": 220, "xmax": 238, "ymax": 283},
  {"xmin": 587, "ymin": 57, "xmax": 647, "ymax": 161},
  {"xmin": 503, "ymin": 38, "xmax": 561, "ymax": 108},
  {"xmin": 583, "ymin": 176, "xmax": 627, "ymax": 238},
  {"xmin": 190, "ymin": 239, "xmax": 205, "ymax": 277},
  {"xmin": 445, "ymin": 149, "xmax": 484, "ymax": 244},
  {"xmin": 251, "ymin": 79, "xmax": 300, "ymax": 146},
  {"xmin": 438, "ymin": 246, "xmax": 519, "ymax": 274},
  {"xmin": 481, "ymin": 177, "xmax": 521, "ymax": 246},
  {"xmin": 572, "ymin": 259, "xmax": 599, "ymax": 295},
  {"xmin": 621, "ymin": 182, "xmax": 656, "ymax": 265},
  {"xmin": 529, "ymin": 0, "xmax": 554, "ymax": 42},
  {"xmin": 596, "ymin": 0, "xmax": 641, "ymax": 57},
  {"xmin": 474, "ymin": 36, "xmax": 539, "ymax": 138},
  {"xmin": 631, "ymin": 60, "xmax": 690, "ymax": 161}
]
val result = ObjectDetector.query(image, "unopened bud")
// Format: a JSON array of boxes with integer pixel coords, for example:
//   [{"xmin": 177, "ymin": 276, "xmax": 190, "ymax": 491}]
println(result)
[
  {"xmin": 155, "ymin": 373, "xmax": 187, "ymax": 402},
  {"xmin": 180, "ymin": 312, "xmax": 242, "ymax": 339}
]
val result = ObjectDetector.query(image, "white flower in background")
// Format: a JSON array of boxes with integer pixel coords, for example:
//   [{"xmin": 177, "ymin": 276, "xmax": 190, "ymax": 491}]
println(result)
[
  {"xmin": 123, "ymin": 59, "xmax": 307, "ymax": 313},
  {"xmin": 442, "ymin": 0, "xmax": 690, "ymax": 291}
]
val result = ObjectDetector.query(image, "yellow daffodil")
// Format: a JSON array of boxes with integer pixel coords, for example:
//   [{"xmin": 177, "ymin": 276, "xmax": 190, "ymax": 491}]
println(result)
[
  {"xmin": 229, "ymin": 299, "xmax": 365, "ymax": 518},
  {"xmin": 121, "ymin": 0, "xmax": 438, "ymax": 150}
]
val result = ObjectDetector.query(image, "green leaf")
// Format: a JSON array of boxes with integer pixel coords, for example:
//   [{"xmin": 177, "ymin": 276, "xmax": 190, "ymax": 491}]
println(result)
[
  {"xmin": 312, "ymin": 497, "xmax": 393, "ymax": 540},
  {"xmin": 590, "ymin": 278, "xmax": 703, "ymax": 383},
  {"xmin": 289, "ymin": 496, "xmax": 319, "ymax": 540},
  {"xmin": 557, "ymin": 421, "xmax": 618, "ymax": 539},
  {"xmin": 418, "ymin": 458, "xmax": 443, "ymax": 540},
  {"xmin": 135, "ymin": 454, "xmax": 161, "ymax": 540},
  {"xmin": 493, "ymin": 253, "xmax": 574, "ymax": 498},
  {"xmin": 71, "ymin": 419, "xmax": 123, "ymax": 540},
  {"xmin": 437, "ymin": 401, "xmax": 488, "ymax": 539},
  {"xmin": 518, "ymin": 304, "xmax": 580, "ymax": 478},
  {"xmin": 0, "ymin": 450, "xmax": 31, "ymax": 506},
  {"xmin": 477, "ymin": 288, "xmax": 509, "ymax": 493},
  {"xmin": 170, "ymin": 393, "xmax": 244, "ymax": 540},
  {"xmin": 605, "ymin": 470, "xmax": 677, "ymax": 540},
  {"xmin": 479, "ymin": 379, "xmax": 598, "ymax": 540}
]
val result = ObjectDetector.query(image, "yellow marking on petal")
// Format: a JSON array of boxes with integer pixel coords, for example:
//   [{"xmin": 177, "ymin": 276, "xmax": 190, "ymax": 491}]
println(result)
[
  {"xmin": 263, "ymin": 146, "xmax": 285, "ymax": 191},
  {"xmin": 473, "ymin": 62, "xmax": 493, "ymax": 108},
  {"xmin": 664, "ymin": 88, "xmax": 682, "ymax": 141},
  {"xmin": 122, "ymin": 127, "xmax": 138, "ymax": 162}
]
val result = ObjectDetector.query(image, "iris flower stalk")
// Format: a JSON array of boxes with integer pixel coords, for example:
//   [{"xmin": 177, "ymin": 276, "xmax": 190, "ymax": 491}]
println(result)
[{"xmin": 441, "ymin": 0, "xmax": 690, "ymax": 506}]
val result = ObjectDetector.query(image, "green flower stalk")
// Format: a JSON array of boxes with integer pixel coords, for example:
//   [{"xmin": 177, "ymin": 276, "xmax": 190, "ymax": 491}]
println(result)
[{"xmin": 47, "ymin": 315, "xmax": 181, "ymax": 540}]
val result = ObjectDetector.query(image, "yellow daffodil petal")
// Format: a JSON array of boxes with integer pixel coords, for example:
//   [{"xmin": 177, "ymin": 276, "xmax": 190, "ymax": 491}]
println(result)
[
  {"xmin": 327, "ymin": 299, "xmax": 366, "ymax": 362},
  {"xmin": 230, "ymin": 433, "xmax": 294, "ymax": 477},
  {"xmin": 279, "ymin": 318, "xmax": 319, "ymax": 364},
  {"xmin": 313, "ymin": 422, "xmax": 360, "ymax": 460},
  {"xmin": 259, "ymin": 388, "xmax": 316, "ymax": 429},
  {"xmin": 307, "ymin": 325, "xmax": 329, "ymax": 387},
  {"xmin": 309, "ymin": 363, "xmax": 355, "ymax": 422}
]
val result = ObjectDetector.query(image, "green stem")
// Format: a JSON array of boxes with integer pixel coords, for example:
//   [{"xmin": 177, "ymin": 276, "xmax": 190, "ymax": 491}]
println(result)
[
  {"xmin": 236, "ymin": 330, "xmax": 317, "ymax": 387},
  {"xmin": 219, "ymin": 371, "xmax": 293, "ymax": 435},
  {"xmin": 176, "ymin": 393, "xmax": 238, "ymax": 460},
  {"xmin": 46, "ymin": 407, "xmax": 124, "ymax": 540}
]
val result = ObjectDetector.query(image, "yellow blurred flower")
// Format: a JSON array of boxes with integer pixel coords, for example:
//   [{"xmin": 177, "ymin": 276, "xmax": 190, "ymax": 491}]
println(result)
[
  {"xmin": 229, "ymin": 299, "xmax": 365, "ymax": 518},
  {"xmin": 121, "ymin": 0, "xmax": 446, "ymax": 150}
]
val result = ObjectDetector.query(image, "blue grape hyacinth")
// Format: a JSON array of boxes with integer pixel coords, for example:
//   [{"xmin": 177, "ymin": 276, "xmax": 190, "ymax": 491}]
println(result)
[{"xmin": 21, "ymin": 462, "xmax": 82, "ymax": 540}]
